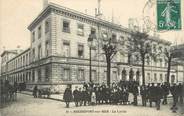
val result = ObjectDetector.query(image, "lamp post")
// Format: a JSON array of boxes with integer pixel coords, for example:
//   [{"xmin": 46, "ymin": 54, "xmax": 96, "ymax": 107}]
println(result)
[{"xmin": 88, "ymin": 33, "xmax": 96, "ymax": 82}]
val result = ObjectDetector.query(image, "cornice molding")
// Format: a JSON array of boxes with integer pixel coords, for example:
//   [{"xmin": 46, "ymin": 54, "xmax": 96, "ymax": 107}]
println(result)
[{"xmin": 27, "ymin": 3, "xmax": 171, "ymax": 44}]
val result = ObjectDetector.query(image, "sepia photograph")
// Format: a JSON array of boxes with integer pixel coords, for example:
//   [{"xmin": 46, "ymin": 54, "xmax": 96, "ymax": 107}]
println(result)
[{"xmin": 0, "ymin": 0, "xmax": 184, "ymax": 116}]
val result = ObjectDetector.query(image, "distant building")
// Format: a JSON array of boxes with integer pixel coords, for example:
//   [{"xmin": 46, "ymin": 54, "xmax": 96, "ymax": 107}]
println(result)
[{"xmin": 0, "ymin": 3, "xmax": 183, "ymax": 92}]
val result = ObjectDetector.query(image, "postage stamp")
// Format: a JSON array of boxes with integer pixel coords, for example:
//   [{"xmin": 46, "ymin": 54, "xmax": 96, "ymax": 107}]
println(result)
[{"xmin": 157, "ymin": 0, "xmax": 182, "ymax": 30}]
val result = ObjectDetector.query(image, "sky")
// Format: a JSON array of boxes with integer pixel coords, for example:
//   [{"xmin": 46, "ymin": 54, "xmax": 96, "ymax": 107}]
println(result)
[{"xmin": 0, "ymin": 0, "xmax": 184, "ymax": 55}]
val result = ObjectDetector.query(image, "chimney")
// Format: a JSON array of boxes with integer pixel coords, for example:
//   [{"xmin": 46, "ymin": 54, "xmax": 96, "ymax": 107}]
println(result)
[{"xmin": 43, "ymin": 0, "xmax": 48, "ymax": 9}]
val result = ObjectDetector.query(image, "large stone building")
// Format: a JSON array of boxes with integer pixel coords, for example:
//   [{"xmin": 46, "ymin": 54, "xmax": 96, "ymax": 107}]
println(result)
[{"xmin": 1, "ymin": 2, "xmax": 183, "ymax": 92}]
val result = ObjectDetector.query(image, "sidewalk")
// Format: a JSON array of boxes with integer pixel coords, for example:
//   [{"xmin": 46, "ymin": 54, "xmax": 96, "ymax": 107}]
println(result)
[{"xmin": 19, "ymin": 91, "xmax": 64, "ymax": 101}]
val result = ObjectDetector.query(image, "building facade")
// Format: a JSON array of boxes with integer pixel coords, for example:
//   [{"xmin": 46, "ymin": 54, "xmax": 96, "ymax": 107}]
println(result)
[{"xmin": 1, "ymin": 3, "xmax": 183, "ymax": 92}]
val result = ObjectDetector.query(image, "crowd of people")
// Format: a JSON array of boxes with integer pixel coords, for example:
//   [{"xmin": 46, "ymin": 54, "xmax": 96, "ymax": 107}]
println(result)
[{"xmin": 63, "ymin": 81, "xmax": 184, "ymax": 112}]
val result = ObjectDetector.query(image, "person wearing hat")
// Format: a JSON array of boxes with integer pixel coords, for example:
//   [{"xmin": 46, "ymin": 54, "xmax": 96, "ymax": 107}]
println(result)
[
  {"xmin": 170, "ymin": 83, "xmax": 179, "ymax": 113},
  {"xmin": 148, "ymin": 83, "xmax": 156, "ymax": 107},
  {"xmin": 161, "ymin": 82, "xmax": 169, "ymax": 105},
  {"xmin": 140, "ymin": 85, "xmax": 148, "ymax": 106},
  {"xmin": 155, "ymin": 83, "xmax": 163, "ymax": 110},
  {"xmin": 63, "ymin": 85, "xmax": 73, "ymax": 108},
  {"xmin": 73, "ymin": 86, "xmax": 80, "ymax": 107},
  {"xmin": 178, "ymin": 83, "xmax": 183, "ymax": 104},
  {"xmin": 78, "ymin": 87, "xmax": 83, "ymax": 106}
]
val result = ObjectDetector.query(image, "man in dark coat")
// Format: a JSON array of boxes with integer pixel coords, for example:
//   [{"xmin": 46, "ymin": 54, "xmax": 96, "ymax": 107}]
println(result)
[
  {"xmin": 82, "ymin": 87, "xmax": 89, "ymax": 106},
  {"xmin": 105, "ymin": 86, "xmax": 111, "ymax": 104},
  {"xmin": 95, "ymin": 87, "xmax": 100, "ymax": 104},
  {"xmin": 78, "ymin": 88, "xmax": 83, "ymax": 106},
  {"xmin": 63, "ymin": 85, "xmax": 73, "ymax": 108},
  {"xmin": 178, "ymin": 83, "xmax": 183, "ymax": 104},
  {"xmin": 155, "ymin": 83, "xmax": 163, "ymax": 110},
  {"xmin": 132, "ymin": 84, "xmax": 139, "ymax": 106},
  {"xmin": 101, "ymin": 85, "xmax": 107, "ymax": 104},
  {"xmin": 33, "ymin": 85, "xmax": 38, "ymax": 98},
  {"xmin": 73, "ymin": 86, "xmax": 80, "ymax": 107},
  {"xmin": 161, "ymin": 82, "xmax": 169, "ymax": 105},
  {"xmin": 170, "ymin": 83, "xmax": 179, "ymax": 112},
  {"xmin": 148, "ymin": 83, "xmax": 156, "ymax": 107}
]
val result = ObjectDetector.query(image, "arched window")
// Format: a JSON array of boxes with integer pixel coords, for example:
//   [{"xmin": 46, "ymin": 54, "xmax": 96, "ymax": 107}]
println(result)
[
  {"xmin": 171, "ymin": 75, "xmax": 175, "ymax": 84},
  {"xmin": 122, "ymin": 68, "xmax": 127, "ymax": 81}
]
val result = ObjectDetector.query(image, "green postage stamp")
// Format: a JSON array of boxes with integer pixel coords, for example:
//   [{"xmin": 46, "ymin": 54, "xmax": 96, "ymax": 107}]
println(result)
[{"xmin": 157, "ymin": 0, "xmax": 181, "ymax": 30}]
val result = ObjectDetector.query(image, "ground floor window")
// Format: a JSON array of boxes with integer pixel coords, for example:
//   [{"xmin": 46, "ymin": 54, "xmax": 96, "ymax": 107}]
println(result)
[
  {"xmin": 92, "ymin": 70, "xmax": 97, "ymax": 82},
  {"xmin": 45, "ymin": 66, "xmax": 50, "ymax": 81},
  {"xmin": 154, "ymin": 73, "xmax": 157, "ymax": 82},
  {"xmin": 63, "ymin": 68, "xmax": 70, "ymax": 81},
  {"xmin": 32, "ymin": 70, "xmax": 35, "ymax": 82},
  {"xmin": 78, "ymin": 69, "xmax": 84, "ymax": 81},
  {"xmin": 171, "ymin": 75, "xmax": 175, "ymax": 84},
  {"xmin": 38, "ymin": 69, "xmax": 41, "ymax": 82}
]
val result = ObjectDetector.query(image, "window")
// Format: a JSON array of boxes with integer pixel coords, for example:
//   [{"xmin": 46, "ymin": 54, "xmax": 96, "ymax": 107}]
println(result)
[
  {"xmin": 63, "ymin": 68, "xmax": 70, "ymax": 80},
  {"xmin": 26, "ymin": 54, "xmax": 28, "ymax": 65},
  {"xmin": 45, "ymin": 41, "xmax": 49, "ymax": 57},
  {"xmin": 153, "ymin": 44, "xmax": 157, "ymax": 52},
  {"xmin": 112, "ymin": 34, "xmax": 117, "ymax": 40},
  {"xmin": 38, "ymin": 45, "xmax": 42, "ymax": 59},
  {"xmin": 91, "ymin": 27, "xmax": 96, "ymax": 34},
  {"xmin": 120, "ymin": 36, "xmax": 125, "ymax": 45},
  {"xmin": 77, "ymin": 24, "xmax": 84, "ymax": 36},
  {"xmin": 63, "ymin": 41, "xmax": 70, "ymax": 57},
  {"xmin": 20, "ymin": 57, "xmax": 23, "ymax": 67},
  {"xmin": 78, "ymin": 69, "xmax": 84, "ymax": 81},
  {"xmin": 159, "ymin": 59, "xmax": 163, "ymax": 67},
  {"xmin": 63, "ymin": 20, "xmax": 70, "ymax": 33},
  {"xmin": 38, "ymin": 26, "xmax": 42, "ymax": 38},
  {"xmin": 104, "ymin": 71, "xmax": 107, "ymax": 81},
  {"xmin": 45, "ymin": 66, "xmax": 49, "ymax": 81},
  {"xmin": 146, "ymin": 56, "xmax": 150, "ymax": 65},
  {"xmin": 102, "ymin": 32, "xmax": 108, "ymax": 38},
  {"xmin": 112, "ymin": 34, "xmax": 117, "ymax": 43},
  {"xmin": 91, "ymin": 48, "xmax": 96, "ymax": 60},
  {"xmin": 154, "ymin": 73, "xmax": 157, "ymax": 82},
  {"xmin": 32, "ymin": 31, "xmax": 35, "ymax": 42},
  {"xmin": 23, "ymin": 56, "xmax": 25, "ymax": 66},
  {"xmin": 45, "ymin": 20, "xmax": 50, "ymax": 33},
  {"xmin": 164, "ymin": 61, "xmax": 167, "ymax": 67},
  {"xmin": 92, "ymin": 70, "xmax": 97, "ymax": 82},
  {"xmin": 32, "ymin": 69, "xmax": 35, "ymax": 82},
  {"xmin": 78, "ymin": 44, "xmax": 84, "ymax": 58},
  {"xmin": 38, "ymin": 69, "xmax": 41, "ymax": 82},
  {"xmin": 159, "ymin": 46, "xmax": 163, "ymax": 53},
  {"xmin": 160, "ymin": 74, "xmax": 163, "ymax": 82},
  {"xmin": 154, "ymin": 60, "xmax": 157, "ymax": 66},
  {"xmin": 165, "ymin": 74, "xmax": 167, "ymax": 82},
  {"xmin": 171, "ymin": 75, "xmax": 175, "ymax": 84},
  {"xmin": 147, "ymin": 73, "xmax": 150, "ymax": 82},
  {"xmin": 113, "ymin": 71, "xmax": 117, "ymax": 81}
]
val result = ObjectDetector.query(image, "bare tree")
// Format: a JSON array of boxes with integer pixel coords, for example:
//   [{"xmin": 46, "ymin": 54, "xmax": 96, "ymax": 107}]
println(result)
[
  {"xmin": 101, "ymin": 34, "xmax": 118, "ymax": 87},
  {"xmin": 127, "ymin": 31, "xmax": 152, "ymax": 85},
  {"xmin": 164, "ymin": 46, "xmax": 175, "ymax": 83}
]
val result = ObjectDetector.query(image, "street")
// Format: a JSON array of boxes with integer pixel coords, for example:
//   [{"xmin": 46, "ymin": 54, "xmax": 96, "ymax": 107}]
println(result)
[{"xmin": 1, "ymin": 93, "xmax": 183, "ymax": 116}]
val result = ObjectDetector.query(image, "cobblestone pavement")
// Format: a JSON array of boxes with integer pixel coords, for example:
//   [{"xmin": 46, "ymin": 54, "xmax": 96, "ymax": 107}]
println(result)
[{"xmin": 0, "ymin": 93, "xmax": 183, "ymax": 116}]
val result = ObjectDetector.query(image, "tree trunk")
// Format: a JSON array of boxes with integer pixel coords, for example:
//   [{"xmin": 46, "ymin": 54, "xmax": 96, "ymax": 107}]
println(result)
[
  {"xmin": 167, "ymin": 57, "xmax": 172, "ymax": 84},
  {"xmin": 106, "ymin": 57, "xmax": 111, "ymax": 87},
  {"xmin": 142, "ymin": 57, "xmax": 145, "ymax": 85}
]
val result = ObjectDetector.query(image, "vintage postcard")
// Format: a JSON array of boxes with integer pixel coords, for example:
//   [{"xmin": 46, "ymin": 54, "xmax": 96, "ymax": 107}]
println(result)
[{"xmin": 0, "ymin": 0, "xmax": 184, "ymax": 116}]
